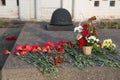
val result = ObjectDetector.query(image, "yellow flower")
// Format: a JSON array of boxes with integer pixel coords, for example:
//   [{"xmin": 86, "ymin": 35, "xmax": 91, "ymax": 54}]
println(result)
[
  {"xmin": 109, "ymin": 43, "xmax": 116, "ymax": 50},
  {"xmin": 102, "ymin": 39, "xmax": 112, "ymax": 48},
  {"xmin": 102, "ymin": 39, "xmax": 116, "ymax": 50},
  {"xmin": 103, "ymin": 39, "xmax": 112, "ymax": 45},
  {"xmin": 107, "ymin": 39, "xmax": 112, "ymax": 44},
  {"xmin": 102, "ymin": 43, "xmax": 108, "ymax": 48}
]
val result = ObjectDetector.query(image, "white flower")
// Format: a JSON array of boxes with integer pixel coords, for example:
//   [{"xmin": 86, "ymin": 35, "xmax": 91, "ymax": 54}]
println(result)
[
  {"xmin": 88, "ymin": 36, "xmax": 96, "ymax": 41},
  {"xmin": 88, "ymin": 40, "xmax": 90, "ymax": 42},
  {"xmin": 74, "ymin": 25, "xmax": 83, "ymax": 33},
  {"xmin": 96, "ymin": 39, "xmax": 99, "ymax": 42}
]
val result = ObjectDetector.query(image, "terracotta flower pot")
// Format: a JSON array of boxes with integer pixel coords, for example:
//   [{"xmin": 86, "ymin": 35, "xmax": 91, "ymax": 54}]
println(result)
[{"xmin": 83, "ymin": 46, "xmax": 93, "ymax": 55}]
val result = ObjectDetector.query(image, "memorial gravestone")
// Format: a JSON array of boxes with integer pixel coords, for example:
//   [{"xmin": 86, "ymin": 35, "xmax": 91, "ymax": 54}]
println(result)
[
  {"xmin": 2, "ymin": 23, "xmax": 120, "ymax": 80},
  {"xmin": 46, "ymin": 8, "xmax": 75, "ymax": 31}
]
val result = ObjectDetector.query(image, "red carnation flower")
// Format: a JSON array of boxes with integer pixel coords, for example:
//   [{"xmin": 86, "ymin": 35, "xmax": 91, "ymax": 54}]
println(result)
[
  {"xmin": 16, "ymin": 45, "xmax": 23, "ymax": 50},
  {"xmin": 41, "ymin": 47, "xmax": 47, "ymax": 52},
  {"xmin": 57, "ymin": 41, "xmax": 67, "ymax": 47},
  {"xmin": 14, "ymin": 50, "xmax": 20, "ymax": 56},
  {"xmin": 36, "ymin": 46, "xmax": 42, "ymax": 51},
  {"xmin": 4, "ymin": 50, "xmax": 10, "ymax": 55},
  {"xmin": 46, "ymin": 42, "xmax": 55, "ymax": 49},
  {"xmin": 25, "ymin": 45, "xmax": 32, "ymax": 52},
  {"xmin": 78, "ymin": 38, "xmax": 87, "ymax": 48},
  {"xmin": 46, "ymin": 47, "xmax": 52, "ymax": 53},
  {"xmin": 6, "ymin": 36, "xmax": 17, "ymax": 41},
  {"xmin": 82, "ymin": 24, "xmax": 88, "ymax": 30},
  {"xmin": 58, "ymin": 48, "xmax": 64, "ymax": 53},
  {"xmin": 31, "ymin": 48, "xmax": 38, "ymax": 53},
  {"xmin": 55, "ymin": 44, "xmax": 61, "ymax": 50},
  {"xmin": 23, "ymin": 49, "xmax": 29, "ymax": 55},
  {"xmin": 20, "ymin": 51, "xmax": 26, "ymax": 56},
  {"xmin": 30, "ymin": 44, "xmax": 39, "ymax": 53},
  {"xmin": 82, "ymin": 30, "xmax": 90, "ymax": 37}
]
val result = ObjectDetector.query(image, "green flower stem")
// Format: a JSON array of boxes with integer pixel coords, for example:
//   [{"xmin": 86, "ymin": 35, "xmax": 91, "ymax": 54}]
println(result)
[
  {"xmin": 16, "ymin": 52, "xmax": 58, "ymax": 79},
  {"xmin": 16, "ymin": 56, "xmax": 42, "ymax": 71},
  {"xmin": 29, "ymin": 53, "xmax": 57, "ymax": 73}
]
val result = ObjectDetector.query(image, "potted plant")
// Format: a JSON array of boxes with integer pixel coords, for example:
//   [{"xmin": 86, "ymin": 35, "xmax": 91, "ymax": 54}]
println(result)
[{"xmin": 74, "ymin": 16, "xmax": 99, "ymax": 55}]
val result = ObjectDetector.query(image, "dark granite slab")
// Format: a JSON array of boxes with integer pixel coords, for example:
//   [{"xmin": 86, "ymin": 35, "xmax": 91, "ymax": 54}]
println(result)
[{"xmin": 1, "ymin": 23, "xmax": 120, "ymax": 80}]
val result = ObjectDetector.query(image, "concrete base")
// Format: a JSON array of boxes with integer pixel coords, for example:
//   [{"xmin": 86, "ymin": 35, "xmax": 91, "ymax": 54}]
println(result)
[{"xmin": 46, "ymin": 24, "xmax": 75, "ymax": 31}]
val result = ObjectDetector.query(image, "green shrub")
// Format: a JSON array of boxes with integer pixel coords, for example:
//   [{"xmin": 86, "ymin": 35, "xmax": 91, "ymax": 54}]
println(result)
[
  {"xmin": 0, "ymin": 19, "xmax": 5, "ymax": 25},
  {"xmin": 95, "ymin": 20, "xmax": 120, "ymax": 29},
  {"xmin": 115, "ymin": 22, "xmax": 120, "ymax": 29}
]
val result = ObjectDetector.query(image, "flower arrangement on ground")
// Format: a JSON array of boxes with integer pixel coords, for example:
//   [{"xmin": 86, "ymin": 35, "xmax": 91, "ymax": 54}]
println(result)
[
  {"xmin": 74, "ymin": 16, "xmax": 99, "ymax": 47},
  {"xmin": 74, "ymin": 16, "xmax": 99, "ymax": 55}
]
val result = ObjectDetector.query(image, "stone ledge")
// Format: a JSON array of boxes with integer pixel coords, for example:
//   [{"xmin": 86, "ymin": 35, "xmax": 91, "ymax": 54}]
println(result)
[
  {"xmin": 2, "ymin": 66, "xmax": 120, "ymax": 80},
  {"xmin": 2, "ymin": 68, "xmax": 50, "ymax": 80},
  {"xmin": 46, "ymin": 24, "xmax": 75, "ymax": 31}
]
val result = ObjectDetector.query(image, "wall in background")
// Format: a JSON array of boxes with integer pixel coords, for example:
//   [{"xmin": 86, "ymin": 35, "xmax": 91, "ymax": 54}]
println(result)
[
  {"xmin": 0, "ymin": 0, "xmax": 18, "ymax": 18},
  {"xmin": 0, "ymin": 0, "xmax": 120, "ymax": 21}
]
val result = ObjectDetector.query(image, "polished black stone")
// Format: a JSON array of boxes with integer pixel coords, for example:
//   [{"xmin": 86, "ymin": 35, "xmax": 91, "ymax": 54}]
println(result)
[
  {"xmin": 50, "ymin": 8, "xmax": 73, "ymax": 26},
  {"xmin": 46, "ymin": 8, "xmax": 75, "ymax": 31}
]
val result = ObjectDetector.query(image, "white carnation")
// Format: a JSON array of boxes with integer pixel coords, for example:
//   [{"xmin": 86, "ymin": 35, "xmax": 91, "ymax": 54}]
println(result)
[
  {"xmin": 88, "ymin": 36, "xmax": 96, "ymax": 40},
  {"xmin": 74, "ymin": 25, "xmax": 83, "ymax": 33},
  {"xmin": 96, "ymin": 39, "xmax": 99, "ymax": 42}
]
